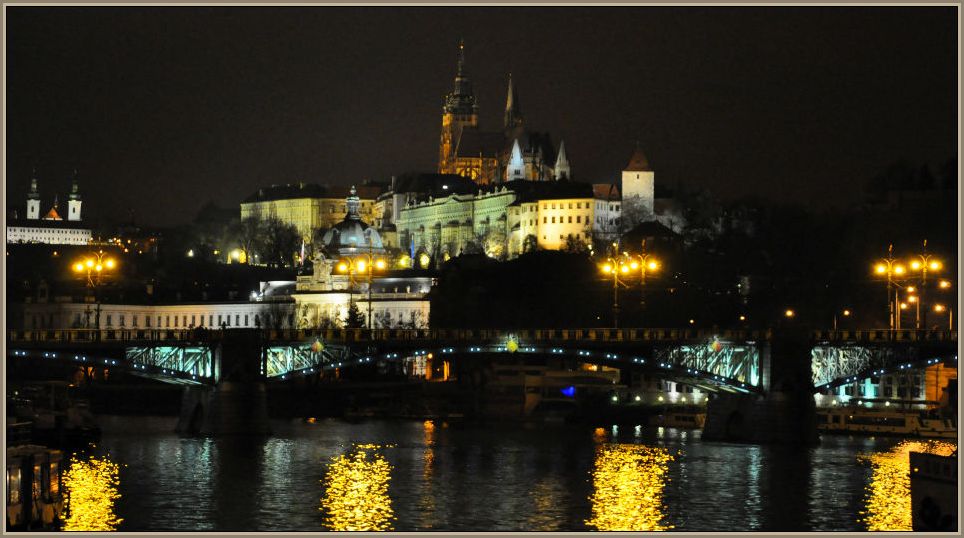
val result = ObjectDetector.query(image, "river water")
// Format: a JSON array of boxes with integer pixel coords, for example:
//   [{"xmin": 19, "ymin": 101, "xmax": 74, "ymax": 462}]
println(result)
[{"xmin": 59, "ymin": 415, "xmax": 956, "ymax": 532}]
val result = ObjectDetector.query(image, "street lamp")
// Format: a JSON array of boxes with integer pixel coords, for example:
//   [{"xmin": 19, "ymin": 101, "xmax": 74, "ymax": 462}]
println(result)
[
  {"xmin": 334, "ymin": 242, "xmax": 387, "ymax": 329},
  {"xmin": 872, "ymin": 245, "xmax": 907, "ymax": 330},
  {"xmin": 933, "ymin": 304, "xmax": 953, "ymax": 331},
  {"xmin": 626, "ymin": 242, "xmax": 660, "ymax": 307},
  {"xmin": 908, "ymin": 240, "xmax": 942, "ymax": 329},
  {"xmin": 71, "ymin": 251, "xmax": 118, "ymax": 335},
  {"xmin": 599, "ymin": 255, "xmax": 630, "ymax": 329},
  {"xmin": 833, "ymin": 309, "xmax": 852, "ymax": 331}
]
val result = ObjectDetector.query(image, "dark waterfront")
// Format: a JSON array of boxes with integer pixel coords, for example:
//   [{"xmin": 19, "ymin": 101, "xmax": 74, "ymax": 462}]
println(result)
[{"xmin": 60, "ymin": 415, "xmax": 955, "ymax": 532}]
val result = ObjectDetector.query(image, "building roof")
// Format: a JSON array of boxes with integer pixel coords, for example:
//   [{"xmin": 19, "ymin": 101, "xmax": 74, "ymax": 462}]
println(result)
[
  {"xmin": 593, "ymin": 183, "xmax": 621, "ymax": 200},
  {"xmin": 242, "ymin": 183, "xmax": 383, "ymax": 203},
  {"xmin": 42, "ymin": 206, "xmax": 63, "ymax": 220},
  {"xmin": 625, "ymin": 147, "xmax": 653, "ymax": 172}
]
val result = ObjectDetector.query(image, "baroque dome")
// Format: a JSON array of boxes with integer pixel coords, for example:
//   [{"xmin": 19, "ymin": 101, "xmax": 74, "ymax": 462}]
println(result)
[{"xmin": 320, "ymin": 185, "xmax": 385, "ymax": 255}]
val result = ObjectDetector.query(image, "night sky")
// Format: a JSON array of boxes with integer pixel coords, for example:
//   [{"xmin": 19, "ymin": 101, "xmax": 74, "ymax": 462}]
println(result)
[{"xmin": 6, "ymin": 7, "xmax": 957, "ymax": 227}]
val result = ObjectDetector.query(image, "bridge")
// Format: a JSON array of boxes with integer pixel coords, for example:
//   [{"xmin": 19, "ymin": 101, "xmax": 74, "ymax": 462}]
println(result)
[{"xmin": 6, "ymin": 327, "xmax": 958, "ymax": 394}]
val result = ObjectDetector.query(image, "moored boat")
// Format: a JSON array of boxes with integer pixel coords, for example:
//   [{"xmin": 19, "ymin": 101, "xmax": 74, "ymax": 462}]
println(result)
[
  {"xmin": 6, "ymin": 445, "xmax": 65, "ymax": 530},
  {"xmin": 817, "ymin": 406, "xmax": 957, "ymax": 439}
]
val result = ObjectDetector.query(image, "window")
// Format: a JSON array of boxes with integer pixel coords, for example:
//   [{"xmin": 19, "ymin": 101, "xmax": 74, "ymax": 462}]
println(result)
[
  {"xmin": 543, "ymin": 217, "xmax": 547, "ymax": 224},
  {"xmin": 244, "ymin": 314, "xmax": 249, "ymax": 326},
  {"xmin": 209, "ymin": 315, "xmax": 214, "ymax": 326},
  {"xmin": 106, "ymin": 315, "xmax": 113, "ymax": 327},
  {"xmin": 165, "ymin": 316, "xmax": 170, "ymax": 328},
  {"xmin": 577, "ymin": 216, "xmax": 581, "ymax": 223},
  {"xmin": 568, "ymin": 216, "xmax": 572, "ymax": 223},
  {"xmin": 568, "ymin": 203, "xmax": 572, "ymax": 209},
  {"xmin": 157, "ymin": 316, "xmax": 162, "ymax": 327},
  {"xmin": 191, "ymin": 315, "xmax": 196, "ymax": 326},
  {"xmin": 235, "ymin": 314, "xmax": 240, "ymax": 326},
  {"xmin": 132, "ymin": 316, "xmax": 138, "ymax": 328},
  {"xmin": 146, "ymin": 316, "xmax": 151, "ymax": 328},
  {"xmin": 542, "ymin": 204, "xmax": 546, "ymax": 210},
  {"xmin": 551, "ymin": 203, "xmax": 556, "ymax": 209},
  {"xmin": 218, "ymin": 315, "xmax": 222, "ymax": 325}
]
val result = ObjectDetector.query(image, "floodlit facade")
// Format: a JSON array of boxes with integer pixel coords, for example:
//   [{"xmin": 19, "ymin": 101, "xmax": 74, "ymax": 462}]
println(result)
[
  {"xmin": 8, "ymin": 172, "xmax": 92, "ymax": 245},
  {"xmin": 240, "ymin": 183, "xmax": 381, "ymax": 243}
]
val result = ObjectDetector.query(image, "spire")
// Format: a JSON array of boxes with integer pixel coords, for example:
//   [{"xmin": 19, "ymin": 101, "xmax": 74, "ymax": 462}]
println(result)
[
  {"xmin": 503, "ymin": 73, "xmax": 524, "ymax": 131},
  {"xmin": 69, "ymin": 169, "xmax": 81, "ymax": 200},
  {"xmin": 28, "ymin": 168, "xmax": 40, "ymax": 200},
  {"xmin": 443, "ymin": 38, "xmax": 477, "ymax": 116},
  {"xmin": 554, "ymin": 140, "xmax": 571, "ymax": 180}
]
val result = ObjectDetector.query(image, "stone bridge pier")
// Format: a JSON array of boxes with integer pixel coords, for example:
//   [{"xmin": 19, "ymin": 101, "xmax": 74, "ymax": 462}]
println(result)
[
  {"xmin": 703, "ymin": 327, "xmax": 818, "ymax": 445},
  {"xmin": 176, "ymin": 329, "xmax": 270, "ymax": 435}
]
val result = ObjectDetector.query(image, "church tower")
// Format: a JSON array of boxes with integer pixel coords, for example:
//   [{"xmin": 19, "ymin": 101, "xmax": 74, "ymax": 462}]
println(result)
[
  {"xmin": 554, "ymin": 140, "xmax": 571, "ymax": 180},
  {"xmin": 503, "ymin": 73, "xmax": 524, "ymax": 137},
  {"xmin": 26, "ymin": 171, "xmax": 41, "ymax": 220},
  {"xmin": 506, "ymin": 139, "xmax": 525, "ymax": 181},
  {"xmin": 438, "ymin": 39, "xmax": 479, "ymax": 174},
  {"xmin": 67, "ymin": 170, "xmax": 83, "ymax": 221},
  {"xmin": 621, "ymin": 143, "xmax": 655, "ymax": 226}
]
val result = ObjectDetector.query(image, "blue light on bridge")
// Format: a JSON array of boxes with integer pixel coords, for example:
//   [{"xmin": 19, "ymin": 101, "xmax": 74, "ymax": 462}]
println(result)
[{"xmin": 560, "ymin": 386, "xmax": 576, "ymax": 398}]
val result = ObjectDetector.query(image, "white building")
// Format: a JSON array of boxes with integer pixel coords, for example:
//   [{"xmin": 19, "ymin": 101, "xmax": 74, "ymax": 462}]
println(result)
[{"xmin": 7, "ymin": 172, "xmax": 92, "ymax": 245}]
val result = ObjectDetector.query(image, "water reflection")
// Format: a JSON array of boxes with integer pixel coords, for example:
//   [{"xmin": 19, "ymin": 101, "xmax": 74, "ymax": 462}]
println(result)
[
  {"xmin": 858, "ymin": 439, "xmax": 957, "ymax": 531},
  {"xmin": 62, "ymin": 454, "xmax": 123, "ymax": 531},
  {"xmin": 585, "ymin": 444, "xmax": 674, "ymax": 531},
  {"xmin": 321, "ymin": 443, "xmax": 394, "ymax": 531}
]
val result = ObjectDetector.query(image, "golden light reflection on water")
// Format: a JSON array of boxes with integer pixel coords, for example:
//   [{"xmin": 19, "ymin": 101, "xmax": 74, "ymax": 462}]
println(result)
[
  {"xmin": 62, "ymin": 455, "xmax": 123, "ymax": 531},
  {"xmin": 320, "ymin": 444, "xmax": 394, "ymax": 531},
  {"xmin": 858, "ymin": 439, "xmax": 957, "ymax": 531},
  {"xmin": 585, "ymin": 444, "xmax": 674, "ymax": 531}
]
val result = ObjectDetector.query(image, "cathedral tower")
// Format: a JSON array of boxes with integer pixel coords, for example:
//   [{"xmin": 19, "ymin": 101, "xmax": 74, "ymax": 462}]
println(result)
[
  {"xmin": 554, "ymin": 140, "xmax": 570, "ymax": 180},
  {"xmin": 67, "ymin": 170, "xmax": 83, "ymax": 221},
  {"xmin": 503, "ymin": 73, "xmax": 524, "ymax": 136},
  {"xmin": 438, "ymin": 39, "xmax": 479, "ymax": 174},
  {"xmin": 621, "ymin": 143, "xmax": 655, "ymax": 226},
  {"xmin": 26, "ymin": 171, "xmax": 41, "ymax": 220}
]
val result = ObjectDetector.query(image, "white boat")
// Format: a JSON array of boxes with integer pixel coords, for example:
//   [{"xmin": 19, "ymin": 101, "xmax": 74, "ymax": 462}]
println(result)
[
  {"xmin": 648, "ymin": 411, "xmax": 706, "ymax": 429},
  {"xmin": 817, "ymin": 407, "xmax": 957, "ymax": 439}
]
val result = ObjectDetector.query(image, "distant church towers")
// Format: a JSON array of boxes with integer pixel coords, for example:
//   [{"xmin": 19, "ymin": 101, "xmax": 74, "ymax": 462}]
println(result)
[
  {"xmin": 621, "ymin": 143, "xmax": 655, "ymax": 225},
  {"xmin": 24, "ymin": 169, "xmax": 82, "ymax": 222},
  {"xmin": 67, "ymin": 170, "xmax": 83, "ymax": 222},
  {"xmin": 503, "ymin": 73, "xmax": 524, "ymax": 136},
  {"xmin": 26, "ymin": 171, "xmax": 41, "ymax": 220},
  {"xmin": 554, "ymin": 140, "xmax": 570, "ymax": 180},
  {"xmin": 438, "ymin": 39, "xmax": 479, "ymax": 175}
]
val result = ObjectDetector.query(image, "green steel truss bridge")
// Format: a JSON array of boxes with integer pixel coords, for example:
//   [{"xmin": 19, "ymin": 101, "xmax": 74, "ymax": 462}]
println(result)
[{"xmin": 6, "ymin": 328, "xmax": 958, "ymax": 393}]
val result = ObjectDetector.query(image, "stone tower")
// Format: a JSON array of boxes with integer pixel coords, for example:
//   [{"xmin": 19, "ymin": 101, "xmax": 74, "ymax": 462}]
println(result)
[
  {"xmin": 438, "ymin": 39, "xmax": 479, "ymax": 174},
  {"xmin": 554, "ymin": 140, "xmax": 571, "ymax": 180},
  {"xmin": 67, "ymin": 170, "xmax": 83, "ymax": 221},
  {"xmin": 621, "ymin": 143, "xmax": 655, "ymax": 226},
  {"xmin": 26, "ymin": 171, "xmax": 41, "ymax": 220}
]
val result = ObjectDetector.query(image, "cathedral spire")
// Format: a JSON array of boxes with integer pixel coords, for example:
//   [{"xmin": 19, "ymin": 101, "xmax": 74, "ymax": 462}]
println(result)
[
  {"xmin": 504, "ymin": 73, "xmax": 524, "ymax": 132},
  {"xmin": 456, "ymin": 37, "xmax": 465, "ymax": 77},
  {"xmin": 443, "ymin": 38, "xmax": 477, "ymax": 116},
  {"xmin": 28, "ymin": 168, "xmax": 40, "ymax": 200},
  {"xmin": 69, "ymin": 169, "xmax": 81, "ymax": 200},
  {"xmin": 554, "ymin": 140, "xmax": 571, "ymax": 180}
]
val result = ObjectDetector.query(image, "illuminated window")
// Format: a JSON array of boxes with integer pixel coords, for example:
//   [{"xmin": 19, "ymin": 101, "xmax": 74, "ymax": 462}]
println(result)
[
  {"xmin": 568, "ymin": 216, "xmax": 572, "ymax": 223},
  {"xmin": 165, "ymin": 316, "xmax": 170, "ymax": 328}
]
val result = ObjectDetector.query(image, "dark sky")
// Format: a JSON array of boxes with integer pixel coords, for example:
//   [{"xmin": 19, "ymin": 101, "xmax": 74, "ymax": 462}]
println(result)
[{"xmin": 6, "ymin": 7, "xmax": 958, "ymax": 227}]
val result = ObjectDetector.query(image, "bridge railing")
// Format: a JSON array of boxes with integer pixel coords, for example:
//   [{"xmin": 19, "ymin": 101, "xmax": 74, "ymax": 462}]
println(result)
[
  {"xmin": 7, "ymin": 328, "xmax": 207, "ymax": 345},
  {"xmin": 810, "ymin": 329, "xmax": 958, "ymax": 343}
]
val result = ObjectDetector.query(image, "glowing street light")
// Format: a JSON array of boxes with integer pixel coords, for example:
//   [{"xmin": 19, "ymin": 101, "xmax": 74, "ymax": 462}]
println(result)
[
  {"xmin": 71, "ymin": 251, "xmax": 118, "ymax": 335},
  {"xmin": 784, "ymin": 309, "xmax": 795, "ymax": 319},
  {"xmin": 933, "ymin": 304, "xmax": 953, "ymax": 331},
  {"xmin": 872, "ymin": 245, "xmax": 907, "ymax": 330}
]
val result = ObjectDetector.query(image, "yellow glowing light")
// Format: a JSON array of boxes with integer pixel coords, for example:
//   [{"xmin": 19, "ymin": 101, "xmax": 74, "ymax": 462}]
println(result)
[
  {"xmin": 73, "ymin": 263, "xmax": 84, "ymax": 272},
  {"xmin": 894, "ymin": 265, "xmax": 906, "ymax": 275},
  {"xmin": 231, "ymin": 249, "xmax": 241, "ymax": 260},
  {"xmin": 336, "ymin": 263, "xmax": 348, "ymax": 273},
  {"xmin": 321, "ymin": 445, "xmax": 394, "ymax": 531},
  {"xmin": 900, "ymin": 303, "xmax": 908, "ymax": 310},
  {"xmin": 688, "ymin": 319, "xmax": 694, "ymax": 325},
  {"xmin": 785, "ymin": 309, "xmax": 795, "ymax": 318},
  {"xmin": 585, "ymin": 444, "xmax": 674, "ymax": 531},
  {"xmin": 933, "ymin": 304, "xmax": 945, "ymax": 313},
  {"xmin": 620, "ymin": 265, "xmax": 630, "ymax": 274},
  {"xmin": 858, "ymin": 440, "xmax": 956, "ymax": 531},
  {"xmin": 739, "ymin": 315, "xmax": 746, "ymax": 321},
  {"xmin": 397, "ymin": 256, "xmax": 411, "ymax": 268},
  {"xmin": 356, "ymin": 260, "xmax": 367, "ymax": 273},
  {"xmin": 104, "ymin": 259, "xmax": 116, "ymax": 269},
  {"xmin": 602, "ymin": 263, "xmax": 613, "ymax": 274},
  {"xmin": 418, "ymin": 254, "xmax": 430, "ymax": 269},
  {"xmin": 908, "ymin": 296, "xmax": 917, "ymax": 303},
  {"xmin": 929, "ymin": 260, "xmax": 942, "ymax": 271},
  {"xmin": 95, "ymin": 264, "xmax": 103, "ymax": 272},
  {"xmin": 62, "ymin": 455, "xmax": 123, "ymax": 531},
  {"xmin": 938, "ymin": 280, "xmax": 951, "ymax": 289},
  {"xmin": 843, "ymin": 309, "xmax": 851, "ymax": 316},
  {"xmin": 375, "ymin": 259, "xmax": 387, "ymax": 270},
  {"xmin": 630, "ymin": 261, "xmax": 639, "ymax": 270},
  {"xmin": 506, "ymin": 339, "xmax": 519, "ymax": 353},
  {"xmin": 647, "ymin": 260, "xmax": 658, "ymax": 271},
  {"xmin": 85, "ymin": 259, "xmax": 94, "ymax": 268},
  {"xmin": 874, "ymin": 264, "xmax": 886, "ymax": 275},
  {"xmin": 910, "ymin": 260, "xmax": 922, "ymax": 270},
  {"xmin": 906, "ymin": 286, "xmax": 916, "ymax": 293}
]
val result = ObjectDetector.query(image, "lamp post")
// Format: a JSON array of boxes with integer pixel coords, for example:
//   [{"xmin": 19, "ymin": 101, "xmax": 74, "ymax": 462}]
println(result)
[
  {"xmin": 933, "ymin": 304, "xmax": 953, "ymax": 331},
  {"xmin": 335, "ymin": 242, "xmax": 387, "ymax": 329},
  {"xmin": 873, "ymin": 245, "xmax": 906, "ymax": 330},
  {"xmin": 908, "ymin": 240, "xmax": 942, "ymax": 329},
  {"xmin": 599, "ymin": 255, "xmax": 630, "ymax": 329},
  {"xmin": 833, "ymin": 309, "xmax": 851, "ymax": 331},
  {"xmin": 71, "ymin": 251, "xmax": 117, "ymax": 337},
  {"xmin": 626, "ymin": 241, "xmax": 660, "ymax": 307}
]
